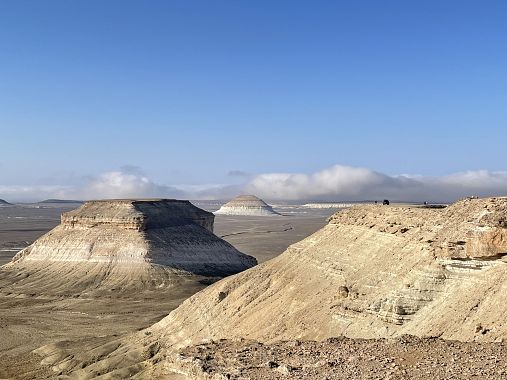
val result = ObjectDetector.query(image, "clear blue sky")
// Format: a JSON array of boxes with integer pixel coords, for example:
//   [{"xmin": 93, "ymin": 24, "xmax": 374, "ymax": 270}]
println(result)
[{"xmin": 1, "ymin": 0, "xmax": 506, "ymax": 188}]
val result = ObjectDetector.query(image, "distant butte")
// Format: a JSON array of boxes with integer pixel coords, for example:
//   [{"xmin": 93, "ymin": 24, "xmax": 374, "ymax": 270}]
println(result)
[{"xmin": 215, "ymin": 195, "xmax": 281, "ymax": 216}]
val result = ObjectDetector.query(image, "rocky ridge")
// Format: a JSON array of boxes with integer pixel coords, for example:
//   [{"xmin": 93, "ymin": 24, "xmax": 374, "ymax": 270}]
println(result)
[
  {"xmin": 302, "ymin": 203, "xmax": 359, "ymax": 209},
  {"xmin": 36, "ymin": 197, "xmax": 507, "ymax": 378}
]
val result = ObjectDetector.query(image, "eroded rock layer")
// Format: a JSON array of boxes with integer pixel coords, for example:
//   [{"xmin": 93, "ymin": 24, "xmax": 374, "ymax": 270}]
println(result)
[
  {"xmin": 60, "ymin": 199, "xmax": 214, "ymax": 231},
  {"xmin": 0, "ymin": 199, "xmax": 256, "ymax": 297},
  {"xmin": 215, "ymin": 195, "xmax": 281, "ymax": 216},
  {"xmin": 37, "ymin": 197, "xmax": 507, "ymax": 378}
]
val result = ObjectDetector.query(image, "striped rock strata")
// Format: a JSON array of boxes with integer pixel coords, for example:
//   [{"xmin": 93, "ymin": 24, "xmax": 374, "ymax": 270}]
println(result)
[
  {"xmin": 215, "ymin": 195, "xmax": 280, "ymax": 216},
  {"xmin": 0, "ymin": 199, "xmax": 256, "ymax": 297},
  {"xmin": 38, "ymin": 197, "xmax": 507, "ymax": 378}
]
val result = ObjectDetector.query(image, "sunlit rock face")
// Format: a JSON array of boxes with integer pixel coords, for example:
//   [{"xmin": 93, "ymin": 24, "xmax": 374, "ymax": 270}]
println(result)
[
  {"xmin": 136, "ymin": 197, "xmax": 507, "ymax": 344},
  {"xmin": 35, "ymin": 197, "xmax": 507, "ymax": 379},
  {"xmin": 60, "ymin": 199, "xmax": 214, "ymax": 232},
  {"xmin": 215, "ymin": 195, "xmax": 280, "ymax": 216},
  {"xmin": 1, "ymin": 199, "xmax": 257, "ymax": 296}
]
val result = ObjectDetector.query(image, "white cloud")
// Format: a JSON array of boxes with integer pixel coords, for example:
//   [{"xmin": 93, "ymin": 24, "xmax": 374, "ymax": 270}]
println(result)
[
  {"xmin": 245, "ymin": 165, "xmax": 507, "ymax": 202},
  {"xmin": 0, "ymin": 185, "xmax": 72, "ymax": 202},
  {"xmin": 69, "ymin": 171, "xmax": 185, "ymax": 200},
  {"xmin": 0, "ymin": 169, "xmax": 239, "ymax": 203},
  {"xmin": 1, "ymin": 165, "xmax": 507, "ymax": 203},
  {"xmin": 0, "ymin": 170, "xmax": 184, "ymax": 202}
]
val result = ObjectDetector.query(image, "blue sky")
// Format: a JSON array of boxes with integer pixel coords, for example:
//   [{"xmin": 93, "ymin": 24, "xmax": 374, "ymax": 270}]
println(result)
[{"xmin": 0, "ymin": 1, "xmax": 506, "ymax": 201}]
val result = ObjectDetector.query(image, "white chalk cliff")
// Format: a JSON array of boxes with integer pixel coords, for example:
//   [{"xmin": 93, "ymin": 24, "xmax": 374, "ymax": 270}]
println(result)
[{"xmin": 215, "ymin": 195, "xmax": 280, "ymax": 216}]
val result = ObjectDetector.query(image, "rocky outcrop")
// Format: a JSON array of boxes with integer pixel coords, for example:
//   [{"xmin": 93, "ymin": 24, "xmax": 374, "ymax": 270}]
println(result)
[
  {"xmin": 0, "ymin": 199, "xmax": 11, "ymax": 206},
  {"xmin": 1, "ymin": 199, "xmax": 256, "ymax": 297},
  {"xmin": 302, "ymin": 202, "xmax": 364, "ymax": 209},
  {"xmin": 60, "ymin": 199, "xmax": 214, "ymax": 232},
  {"xmin": 36, "ymin": 197, "xmax": 507, "ymax": 378},
  {"xmin": 215, "ymin": 195, "xmax": 281, "ymax": 216}
]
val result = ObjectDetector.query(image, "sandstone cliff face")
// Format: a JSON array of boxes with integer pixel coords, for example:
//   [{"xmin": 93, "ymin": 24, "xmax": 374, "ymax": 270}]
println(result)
[
  {"xmin": 153, "ymin": 197, "xmax": 507, "ymax": 341},
  {"xmin": 36, "ymin": 197, "xmax": 507, "ymax": 378},
  {"xmin": 1, "ymin": 199, "xmax": 256, "ymax": 297},
  {"xmin": 215, "ymin": 195, "xmax": 281, "ymax": 216},
  {"xmin": 60, "ymin": 199, "xmax": 214, "ymax": 231}
]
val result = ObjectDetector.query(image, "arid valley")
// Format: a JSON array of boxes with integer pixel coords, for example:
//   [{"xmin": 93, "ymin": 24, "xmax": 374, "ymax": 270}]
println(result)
[
  {"xmin": 2, "ymin": 1, "xmax": 507, "ymax": 378},
  {"xmin": 2, "ymin": 197, "xmax": 507, "ymax": 379}
]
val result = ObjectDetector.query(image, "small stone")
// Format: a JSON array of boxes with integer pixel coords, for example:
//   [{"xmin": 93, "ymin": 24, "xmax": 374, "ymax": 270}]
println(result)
[{"xmin": 276, "ymin": 364, "xmax": 294, "ymax": 375}]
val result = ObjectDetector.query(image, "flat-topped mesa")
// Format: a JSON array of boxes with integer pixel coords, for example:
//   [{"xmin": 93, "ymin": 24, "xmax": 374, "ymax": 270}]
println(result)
[
  {"xmin": 2, "ymin": 199, "xmax": 256, "ymax": 296},
  {"xmin": 61, "ymin": 199, "xmax": 214, "ymax": 232},
  {"xmin": 215, "ymin": 195, "xmax": 281, "ymax": 216}
]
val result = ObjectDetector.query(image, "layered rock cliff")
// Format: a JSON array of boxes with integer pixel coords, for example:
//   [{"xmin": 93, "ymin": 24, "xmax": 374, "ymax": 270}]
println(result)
[
  {"xmin": 37, "ymin": 197, "xmax": 507, "ymax": 378},
  {"xmin": 0, "ymin": 199, "xmax": 256, "ymax": 297},
  {"xmin": 60, "ymin": 199, "xmax": 214, "ymax": 232}
]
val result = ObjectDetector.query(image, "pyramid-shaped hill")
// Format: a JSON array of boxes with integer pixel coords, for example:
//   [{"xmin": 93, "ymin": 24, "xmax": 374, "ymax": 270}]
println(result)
[
  {"xmin": 1, "ymin": 199, "xmax": 256, "ymax": 296},
  {"xmin": 46, "ymin": 197, "xmax": 507, "ymax": 378},
  {"xmin": 215, "ymin": 195, "xmax": 280, "ymax": 216}
]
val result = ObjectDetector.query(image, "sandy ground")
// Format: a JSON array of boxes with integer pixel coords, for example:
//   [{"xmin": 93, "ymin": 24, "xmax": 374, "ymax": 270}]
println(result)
[
  {"xmin": 0, "ymin": 279, "xmax": 204, "ymax": 379},
  {"xmin": 214, "ymin": 208, "xmax": 333, "ymax": 263},
  {"xmin": 0, "ymin": 204, "xmax": 76, "ymax": 266},
  {"xmin": 0, "ymin": 202, "xmax": 334, "ymax": 378}
]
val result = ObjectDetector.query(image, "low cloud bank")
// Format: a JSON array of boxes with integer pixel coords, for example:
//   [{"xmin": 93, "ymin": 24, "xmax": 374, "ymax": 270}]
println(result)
[
  {"xmin": 0, "ymin": 170, "xmax": 185, "ymax": 202},
  {"xmin": 0, "ymin": 185, "xmax": 71, "ymax": 203},
  {"xmin": 246, "ymin": 165, "xmax": 507, "ymax": 203},
  {"xmin": 69, "ymin": 171, "xmax": 186, "ymax": 200},
  {"xmin": 0, "ymin": 169, "xmax": 240, "ymax": 203},
  {"xmin": 1, "ymin": 165, "xmax": 507, "ymax": 203}
]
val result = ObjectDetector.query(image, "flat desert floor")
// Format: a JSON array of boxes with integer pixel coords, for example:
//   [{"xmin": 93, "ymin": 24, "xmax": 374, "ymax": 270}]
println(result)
[{"xmin": 0, "ymin": 202, "xmax": 334, "ymax": 378}]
